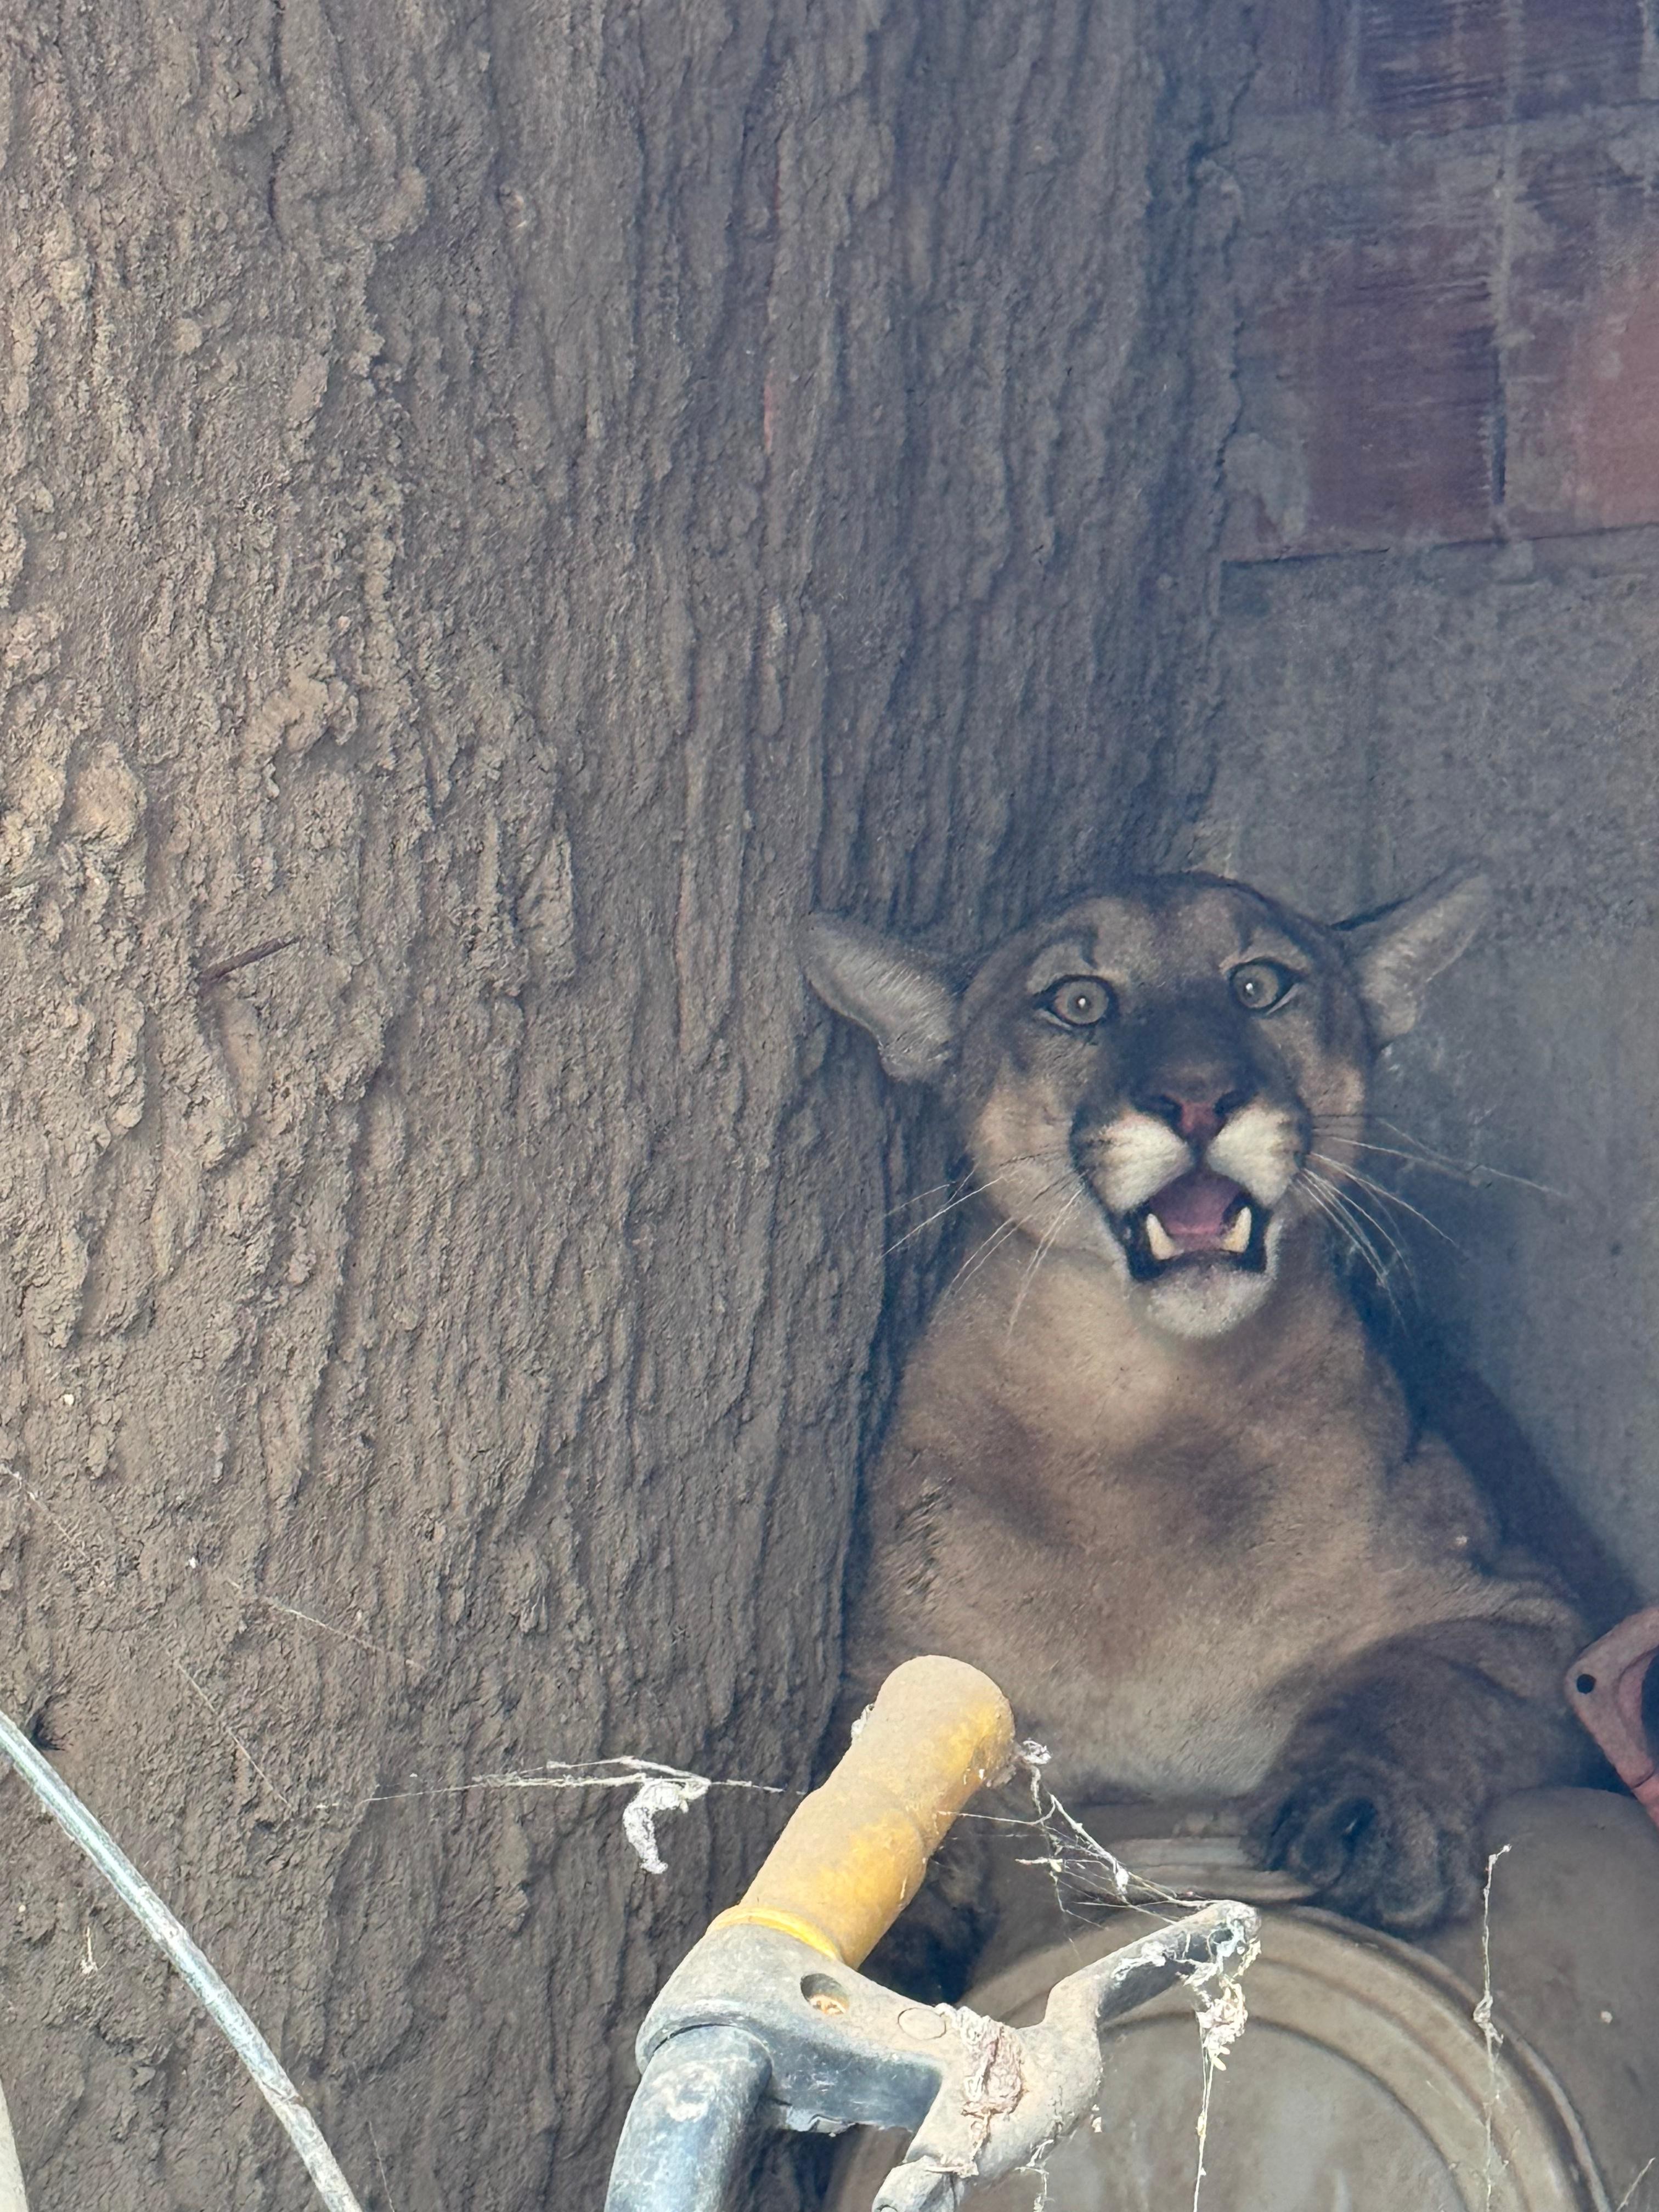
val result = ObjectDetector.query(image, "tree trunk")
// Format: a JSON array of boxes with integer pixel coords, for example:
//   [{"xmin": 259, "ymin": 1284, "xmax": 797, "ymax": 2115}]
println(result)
[{"xmin": 0, "ymin": 0, "xmax": 1239, "ymax": 2203}]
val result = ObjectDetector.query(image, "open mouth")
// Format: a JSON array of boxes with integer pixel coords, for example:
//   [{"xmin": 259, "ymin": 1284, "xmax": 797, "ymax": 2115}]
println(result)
[{"xmin": 1119, "ymin": 1169, "xmax": 1268, "ymax": 1280}]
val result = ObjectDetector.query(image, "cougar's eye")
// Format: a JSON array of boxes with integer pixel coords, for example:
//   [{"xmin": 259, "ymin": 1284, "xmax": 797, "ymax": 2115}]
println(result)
[
  {"xmin": 1229, "ymin": 960, "xmax": 1297, "ymax": 1012},
  {"xmin": 1039, "ymin": 975, "xmax": 1116, "ymax": 1030}
]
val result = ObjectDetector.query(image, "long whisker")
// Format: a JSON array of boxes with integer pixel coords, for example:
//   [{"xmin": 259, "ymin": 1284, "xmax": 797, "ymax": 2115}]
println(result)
[
  {"xmin": 1300, "ymin": 1166, "xmax": 1413, "ymax": 1296},
  {"xmin": 1296, "ymin": 1166, "xmax": 1368, "ymax": 1264},
  {"xmin": 1357, "ymin": 1138, "xmax": 1566, "ymax": 1203},
  {"xmin": 1301, "ymin": 1175, "xmax": 1411, "ymax": 1333},
  {"xmin": 883, "ymin": 1175, "xmax": 1006, "ymax": 1256},
  {"xmin": 1309, "ymin": 1171, "xmax": 1419, "ymax": 1284},
  {"xmin": 884, "ymin": 1175, "xmax": 973, "ymax": 1220},
  {"xmin": 1336, "ymin": 1141, "xmax": 1548, "ymax": 1194},
  {"xmin": 882, "ymin": 1150, "xmax": 1076, "ymax": 1253},
  {"xmin": 939, "ymin": 1212, "xmax": 1028, "ymax": 1305},
  {"xmin": 883, "ymin": 1161, "xmax": 1042, "ymax": 1256},
  {"xmin": 1307, "ymin": 1150, "xmax": 1464, "ymax": 1254},
  {"xmin": 1297, "ymin": 1172, "xmax": 1400, "ymax": 1320},
  {"xmin": 1317, "ymin": 1116, "xmax": 1566, "ymax": 1201},
  {"xmin": 939, "ymin": 1171, "xmax": 1079, "ymax": 1307},
  {"xmin": 1327, "ymin": 1177, "xmax": 1442, "ymax": 1283},
  {"xmin": 1006, "ymin": 1190, "xmax": 1083, "ymax": 1340},
  {"xmin": 883, "ymin": 1147, "xmax": 1076, "ymax": 1223}
]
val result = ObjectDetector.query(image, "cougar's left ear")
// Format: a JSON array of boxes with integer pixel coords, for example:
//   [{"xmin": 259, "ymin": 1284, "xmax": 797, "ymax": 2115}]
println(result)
[
  {"xmin": 1336, "ymin": 866, "xmax": 1493, "ymax": 1045},
  {"xmin": 800, "ymin": 914, "xmax": 958, "ymax": 1084}
]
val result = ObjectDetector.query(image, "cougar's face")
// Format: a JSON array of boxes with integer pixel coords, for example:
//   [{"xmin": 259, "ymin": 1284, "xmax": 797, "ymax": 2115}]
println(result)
[{"xmin": 954, "ymin": 880, "xmax": 1373, "ymax": 1340}]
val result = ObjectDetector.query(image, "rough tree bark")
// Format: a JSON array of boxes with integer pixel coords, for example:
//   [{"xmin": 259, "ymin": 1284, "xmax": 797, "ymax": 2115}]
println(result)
[{"xmin": 0, "ymin": 1, "xmax": 1242, "ymax": 2204}]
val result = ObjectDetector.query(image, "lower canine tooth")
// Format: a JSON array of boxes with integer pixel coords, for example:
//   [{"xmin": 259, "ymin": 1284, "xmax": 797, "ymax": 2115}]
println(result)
[
  {"xmin": 1220, "ymin": 1206, "xmax": 1253, "ymax": 1256},
  {"xmin": 1146, "ymin": 1214, "xmax": 1177, "ymax": 1262}
]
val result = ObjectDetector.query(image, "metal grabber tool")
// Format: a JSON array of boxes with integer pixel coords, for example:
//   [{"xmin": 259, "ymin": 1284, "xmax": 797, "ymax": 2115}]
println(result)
[{"xmin": 605, "ymin": 1655, "xmax": 1260, "ymax": 2212}]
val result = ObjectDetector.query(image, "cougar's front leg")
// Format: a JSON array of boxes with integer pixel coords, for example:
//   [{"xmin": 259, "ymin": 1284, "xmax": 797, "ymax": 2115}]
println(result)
[{"xmin": 1247, "ymin": 1617, "xmax": 1587, "ymax": 1933}]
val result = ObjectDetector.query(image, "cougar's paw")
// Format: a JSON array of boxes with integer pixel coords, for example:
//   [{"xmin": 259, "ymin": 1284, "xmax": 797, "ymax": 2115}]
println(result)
[{"xmin": 1248, "ymin": 1756, "xmax": 1482, "ymax": 1934}]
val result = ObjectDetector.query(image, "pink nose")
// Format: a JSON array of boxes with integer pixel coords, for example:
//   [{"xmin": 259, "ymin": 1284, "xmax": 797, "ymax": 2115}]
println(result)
[{"xmin": 1173, "ymin": 1100, "xmax": 1222, "ymax": 1146}]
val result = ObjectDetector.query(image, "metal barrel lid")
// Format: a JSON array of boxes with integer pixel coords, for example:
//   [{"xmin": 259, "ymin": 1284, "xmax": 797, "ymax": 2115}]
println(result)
[{"xmin": 828, "ymin": 1788, "xmax": 1659, "ymax": 2212}]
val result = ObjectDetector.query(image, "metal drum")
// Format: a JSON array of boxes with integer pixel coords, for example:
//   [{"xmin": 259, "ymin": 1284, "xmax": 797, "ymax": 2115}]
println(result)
[{"xmin": 827, "ymin": 1790, "xmax": 1659, "ymax": 2212}]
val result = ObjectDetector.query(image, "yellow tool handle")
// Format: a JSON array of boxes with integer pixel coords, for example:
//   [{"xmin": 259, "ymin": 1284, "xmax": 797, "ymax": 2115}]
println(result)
[{"xmin": 709, "ymin": 1655, "xmax": 1015, "ymax": 1968}]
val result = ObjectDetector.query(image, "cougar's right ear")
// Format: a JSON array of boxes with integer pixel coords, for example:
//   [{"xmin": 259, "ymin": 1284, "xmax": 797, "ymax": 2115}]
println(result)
[
  {"xmin": 800, "ymin": 914, "xmax": 958, "ymax": 1084},
  {"xmin": 1336, "ymin": 865, "xmax": 1493, "ymax": 1045}
]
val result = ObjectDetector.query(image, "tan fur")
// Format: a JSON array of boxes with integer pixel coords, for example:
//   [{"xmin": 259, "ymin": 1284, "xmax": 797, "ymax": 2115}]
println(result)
[{"xmin": 806, "ymin": 871, "xmax": 1583, "ymax": 1946}]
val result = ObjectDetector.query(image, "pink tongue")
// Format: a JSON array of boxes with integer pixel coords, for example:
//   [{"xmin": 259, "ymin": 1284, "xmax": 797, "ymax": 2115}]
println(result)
[{"xmin": 1150, "ymin": 1169, "xmax": 1244, "ymax": 1238}]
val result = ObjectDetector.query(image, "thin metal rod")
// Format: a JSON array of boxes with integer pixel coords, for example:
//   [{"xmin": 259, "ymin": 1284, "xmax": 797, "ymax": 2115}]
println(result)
[{"xmin": 0, "ymin": 1707, "xmax": 364, "ymax": 2212}]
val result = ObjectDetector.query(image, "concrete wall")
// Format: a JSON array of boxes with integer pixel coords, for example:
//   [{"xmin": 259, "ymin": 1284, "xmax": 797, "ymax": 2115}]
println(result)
[{"xmin": 1200, "ymin": 535, "xmax": 1659, "ymax": 1598}]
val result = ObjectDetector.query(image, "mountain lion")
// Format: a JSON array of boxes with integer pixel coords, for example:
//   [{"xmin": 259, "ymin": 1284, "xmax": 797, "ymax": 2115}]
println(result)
[{"xmin": 804, "ymin": 868, "xmax": 1584, "ymax": 1956}]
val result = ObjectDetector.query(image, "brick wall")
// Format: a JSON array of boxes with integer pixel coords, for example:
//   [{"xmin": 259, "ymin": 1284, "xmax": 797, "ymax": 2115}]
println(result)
[{"xmin": 1225, "ymin": 0, "xmax": 1659, "ymax": 556}]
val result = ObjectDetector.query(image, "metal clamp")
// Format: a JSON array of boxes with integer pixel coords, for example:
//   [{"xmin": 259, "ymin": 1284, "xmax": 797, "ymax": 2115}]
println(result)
[
  {"xmin": 1567, "ymin": 1607, "xmax": 1659, "ymax": 1830},
  {"xmin": 607, "ymin": 1900, "xmax": 1257, "ymax": 2212}
]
